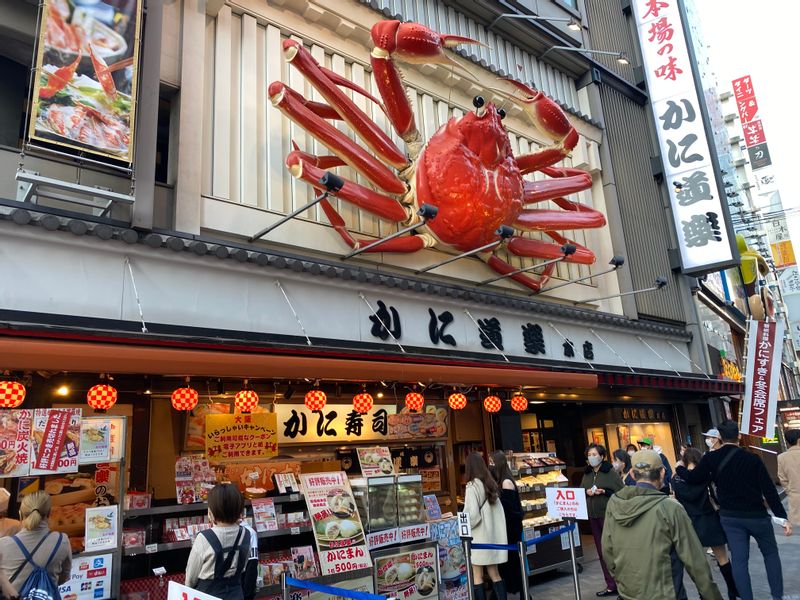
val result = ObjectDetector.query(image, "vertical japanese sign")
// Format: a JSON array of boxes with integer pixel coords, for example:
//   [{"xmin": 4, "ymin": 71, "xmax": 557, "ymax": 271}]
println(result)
[
  {"xmin": 31, "ymin": 408, "xmax": 81, "ymax": 475},
  {"xmin": 742, "ymin": 320, "xmax": 784, "ymax": 437},
  {"xmin": 632, "ymin": 0, "xmax": 736, "ymax": 273},
  {"xmin": 205, "ymin": 412, "xmax": 278, "ymax": 461},
  {"xmin": 29, "ymin": 0, "xmax": 142, "ymax": 162},
  {"xmin": 300, "ymin": 472, "xmax": 372, "ymax": 575},
  {"xmin": 0, "ymin": 410, "xmax": 33, "ymax": 477},
  {"xmin": 732, "ymin": 75, "xmax": 774, "ymax": 175}
]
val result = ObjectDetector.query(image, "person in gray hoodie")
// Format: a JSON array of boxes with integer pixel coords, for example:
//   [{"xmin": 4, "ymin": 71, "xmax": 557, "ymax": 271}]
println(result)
[{"xmin": 602, "ymin": 450, "xmax": 722, "ymax": 600}]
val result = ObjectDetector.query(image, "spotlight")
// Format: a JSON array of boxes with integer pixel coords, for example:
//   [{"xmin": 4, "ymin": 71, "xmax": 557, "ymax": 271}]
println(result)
[
  {"xmin": 567, "ymin": 18, "xmax": 581, "ymax": 31},
  {"xmin": 616, "ymin": 53, "xmax": 630, "ymax": 65},
  {"xmin": 55, "ymin": 385, "xmax": 70, "ymax": 397},
  {"xmin": 320, "ymin": 171, "xmax": 344, "ymax": 193},
  {"xmin": 609, "ymin": 255, "xmax": 625, "ymax": 267},
  {"xmin": 376, "ymin": 392, "xmax": 384, "ymax": 399}
]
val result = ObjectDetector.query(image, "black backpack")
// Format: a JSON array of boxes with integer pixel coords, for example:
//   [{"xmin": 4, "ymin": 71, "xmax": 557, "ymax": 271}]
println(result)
[{"xmin": 9, "ymin": 532, "xmax": 63, "ymax": 600}]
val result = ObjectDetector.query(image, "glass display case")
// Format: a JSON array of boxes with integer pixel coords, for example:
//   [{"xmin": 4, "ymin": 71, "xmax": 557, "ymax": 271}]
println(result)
[
  {"xmin": 396, "ymin": 474, "xmax": 423, "ymax": 526},
  {"xmin": 350, "ymin": 476, "xmax": 397, "ymax": 532}
]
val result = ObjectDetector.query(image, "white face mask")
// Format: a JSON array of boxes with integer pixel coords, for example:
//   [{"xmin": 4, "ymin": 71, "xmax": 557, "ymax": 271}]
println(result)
[
  {"xmin": 587, "ymin": 455, "xmax": 602, "ymax": 467},
  {"xmin": 628, "ymin": 450, "xmax": 635, "ymax": 457},
  {"xmin": 705, "ymin": 438, "xmax": 716, "ymax": 449}
]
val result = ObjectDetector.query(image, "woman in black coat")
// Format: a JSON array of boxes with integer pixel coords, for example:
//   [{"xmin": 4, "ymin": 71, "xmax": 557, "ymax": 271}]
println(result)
[
  {"xmin": 672, "ymin": 448, "xmax": 738, "ymax": 600},
  {"xmin": 490, "ymin": 451, "xmax": 524, "ymax": 597}
]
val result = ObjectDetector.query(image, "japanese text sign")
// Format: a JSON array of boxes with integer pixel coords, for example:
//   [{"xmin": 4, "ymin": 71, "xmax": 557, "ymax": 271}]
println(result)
[
  {"xmin": 0, "ymin": 410, "xmax": 33, "ymax": 477},
  {"xmin": 545, "ymin": 487, "xmax": 588, "ymax": 520},
  {"xmin": 167, "ymin": 581, "xmax": 221, "ymax": 600},
  {"xmin": 205, "ymin": 412, "xmax": 278, "ymax": 461},
  {"xmin": 732, "ymin": 74, "xmax": 772, "ymax": 170},
  {"xmin": 742, "ymin": 319, "xmax": 783, "ymax": 437},
  {"xmin": 374, "ymin": 544, "xmax": 439, "ymax": 600},
  {"xmin": 632, "ymin": 0, "xmax": 736, "ymax": 273},
  {"xmin": 457, "ymin": 512, "xmax": 471, "ymax": 539},
  {"xmin": 31, "ymin": 408, "xmax": 81, "ymax": 475}
]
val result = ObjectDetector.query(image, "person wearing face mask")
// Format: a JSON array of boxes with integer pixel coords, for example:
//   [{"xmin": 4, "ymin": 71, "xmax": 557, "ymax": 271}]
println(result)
[
  {"xmin": 638, "ymin": 437, "xmax": 672, "ymax": 494},
  {"xmin": 703, "ymin": 428, "xmax": 722, "ymax": 452},
  {"xmin": 626, "ymin": 444, "xmax": 638, "ymax": 457},
  {"xmin": 580, "ymin": 444, "xmax": 623, "ymax": 597},
  {"xmin": 612, "ymin": 449, "xmax": 635, "ymax": 486}
]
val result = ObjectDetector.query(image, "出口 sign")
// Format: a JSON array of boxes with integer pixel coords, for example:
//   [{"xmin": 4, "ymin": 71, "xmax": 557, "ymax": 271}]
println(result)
[
  {"xmin": 632, "ymin": 0, "xmax": 736, "ymax": 274},
  {"xmin": 545, "ymin": 487, "xmax": 588, "ymax": 520}
]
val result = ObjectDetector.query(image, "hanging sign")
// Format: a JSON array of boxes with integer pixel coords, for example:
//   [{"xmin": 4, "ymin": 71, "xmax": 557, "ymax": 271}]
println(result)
[
  {"xmin": 741, "ymin": 320, "xmax": 784, "ymax": 437},
  {"xmin": 631, "ymin": 0, "xmax": 736, "ymax": 274},
  {"xmin": 205, "ymin": 412, "xmax": 278, "ymax": 461},
  {"xmin": 29, "ymin": 0, "xmax": 143, "ymax": 162},
  {"xmin": 31, "ymin": 408, "xmax": 81, "ymax": 475},
  {"xmin": 0, "ymin": 409, "xmax": 33, "ymax": 477},
  {"xmin": 300, "ymin": 472, "xmax": 371, "ymax": 575},
  {"xmin": 79, "ymin": 418, "xmax": 111, "ymax": 464}
]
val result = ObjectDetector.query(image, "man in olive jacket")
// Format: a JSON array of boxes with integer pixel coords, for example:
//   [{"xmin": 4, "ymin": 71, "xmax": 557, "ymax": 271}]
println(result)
[{"xmin": 602, "ymin": 450, "xmax": 722, "ymax": 600}]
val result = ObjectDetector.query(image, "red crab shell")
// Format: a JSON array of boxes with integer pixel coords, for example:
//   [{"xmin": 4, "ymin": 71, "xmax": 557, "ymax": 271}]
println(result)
[{"xmin": 416, "ymin": 103, "xmax": 523, "ymax": 252}]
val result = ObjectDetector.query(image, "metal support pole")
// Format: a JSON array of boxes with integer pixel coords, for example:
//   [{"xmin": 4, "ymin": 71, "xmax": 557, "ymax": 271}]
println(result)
[
  {"xmin": 250, "ymin": 192, "xmax": 328, "ymax": 241},
  {"xmin": 567, "ymin": 521, "xmax": 582, "ymax": 600},
  {"xmin": 281, "ymin": 570, "xmax": 288, "ymax": 600},
  {"xmin": 517, "ymin": 540, "xmax": 530, "ymax": 600},
  {"xmin": 462, "ymin": 538, "xmax": 475, "ymax": 600}
]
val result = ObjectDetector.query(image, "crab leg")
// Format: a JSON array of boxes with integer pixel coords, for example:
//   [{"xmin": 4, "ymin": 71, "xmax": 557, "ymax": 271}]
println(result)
[
  {"xmin": 39, "ymin": 51, "xmax": 81, "ymax": 99},
  {"xmin": 514, "ymin": 199, "xmax": 606, "ymax": 231},
  {"xmin": 270, "ymin": 82, "xmax": 406, "ymax": 195},
  {"xmin": 286, "ymin": 151, "xmax": 408, "ymax": 222},
  {"xmin": 523, "ymin": 167, "xmax": 592, "ymax": 203},
  {"xmin": 281, "ymin": 40, "xmax": 406, "ymax": 169},
  {"xmin": 320, "ymin": 199, "xmax": 432, "ymax": 252},
  {"xmin": 485, "ymin": 255, "xmax": 555, "ymax": 293}
]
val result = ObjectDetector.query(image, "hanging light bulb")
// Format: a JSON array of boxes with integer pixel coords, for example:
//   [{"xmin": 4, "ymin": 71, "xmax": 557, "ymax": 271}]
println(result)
[
  {"xmin": 352, "ymin": 385, "xmax": 373, "ymax": 414},
  {"xmin": 234, "ymin": 379, "xmax": 259, "ymax": 413},
  {"xmin": 448, "ymin": 391, "xmax": 467, "ymax": 410},
  {"xmin": 305, "ymin": 381, "xmax": 327, "ymax": 411}
]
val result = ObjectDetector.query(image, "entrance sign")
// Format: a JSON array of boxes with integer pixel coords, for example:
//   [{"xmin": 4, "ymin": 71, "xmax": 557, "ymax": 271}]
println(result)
[
  {"xmin": 631, "ymin": 0, "xmax": 736, "ymax": 274},
  {"xmin": 545, "ymin": 487, "xmax": 588, "ymax": 520},
  {"xmin": 167, "ymin": 581, "xmax": 221, "ymax": 600},
  {"xmin": 742, "ymin": 320, "xmax": 784, "ymax": 437}
]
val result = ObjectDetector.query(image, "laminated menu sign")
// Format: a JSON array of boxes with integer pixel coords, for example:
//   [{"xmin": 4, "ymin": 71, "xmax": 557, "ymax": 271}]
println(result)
[
  {"xmin": 84, "ymin": 505, "xmax": 118, "ymax": 551},
  {"xmin": 429, "ymin": 518, "xmax": 468, "ymax": 600},
  {"xmin": 79, "ymin": 418, "xmax": 110, "ymax": 463},
  {"xmin": 58, "ymin": 552, "xmax": 113, "ymax": 600},
  {"xmin": 0, "ymin": 409, "xmax": 33, "ymax": 477},
  {"xmin": 205, "ymin": 413, "xmax": 278, "ymax": 461},
  {"xmin": 356, "ymin": 446, "xmax": 394, "ymax": 476},
  {"xmin": 300, "ymin": 472, "xmax": 372, "ymax": 575},
  {"xmin": 251, "ymin": 498, "xmax": 278, "ymax": 532},
  {"xmin": 31, "ymin": 408, "xmax": 81, "ymax": 475},
  {"xmin": 374, "ymin": 543, "xmax": 439, "ymax": 600}
]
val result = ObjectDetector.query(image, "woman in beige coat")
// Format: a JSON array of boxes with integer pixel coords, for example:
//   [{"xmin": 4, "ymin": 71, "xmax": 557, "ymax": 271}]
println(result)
[
  {"xmin": 463, "ymin": 452, "xmax": 508, "ymax": 600},
  {"xmin": 778, "ymin": 429, "xmax": 800, "ymax": 525}
]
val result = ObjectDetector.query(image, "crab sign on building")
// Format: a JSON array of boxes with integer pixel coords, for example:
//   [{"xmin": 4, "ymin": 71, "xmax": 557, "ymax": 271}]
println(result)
[{"xmin": 268, "ymin": 20, "xmax": 606, "ymax": 293}]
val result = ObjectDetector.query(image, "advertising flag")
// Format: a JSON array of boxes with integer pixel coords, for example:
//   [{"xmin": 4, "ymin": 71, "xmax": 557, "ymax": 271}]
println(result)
[{"xmin": 741, "ymin": 320, "xmax": 784, "ymax": 437}]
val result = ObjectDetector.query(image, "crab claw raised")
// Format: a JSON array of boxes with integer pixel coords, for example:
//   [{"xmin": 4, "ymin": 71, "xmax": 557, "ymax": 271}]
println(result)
[{"xmin": 371, "ymin": 20, "xmax": 484, "ymax": 64}]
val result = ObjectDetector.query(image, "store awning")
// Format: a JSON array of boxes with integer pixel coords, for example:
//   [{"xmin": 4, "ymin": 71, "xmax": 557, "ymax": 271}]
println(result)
[{"xmin": 0, "ymin": 335, "xmax": 598, "ymax": 389}]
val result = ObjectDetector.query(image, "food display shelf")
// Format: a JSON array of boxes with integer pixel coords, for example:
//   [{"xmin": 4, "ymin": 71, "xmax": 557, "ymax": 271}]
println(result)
[
  {"xmin": 123, "ymin": 493, "xmax": 303, "ymax": 518},
  {"xmin": 123, "ymin": 525, "xmax": 312, "ymax": 555},
  {"xmin": 512, "ymin": 464, "xmax": 564, "ymax": 476}
]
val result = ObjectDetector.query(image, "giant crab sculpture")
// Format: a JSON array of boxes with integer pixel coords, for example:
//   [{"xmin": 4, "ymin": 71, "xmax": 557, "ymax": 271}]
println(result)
[{"xmin": 268, "ymin": 20, "xmax": 606, "ymax": 292}]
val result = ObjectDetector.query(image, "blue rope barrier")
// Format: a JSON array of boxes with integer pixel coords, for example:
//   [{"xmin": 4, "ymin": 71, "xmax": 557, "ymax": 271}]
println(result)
[
  {"xmin": 470, "ymin": 522, "xmax": 576, "ymax": 552},
  {"xmin": 285, "ymin": 576, "xmax": 387, "ymax": 600}
]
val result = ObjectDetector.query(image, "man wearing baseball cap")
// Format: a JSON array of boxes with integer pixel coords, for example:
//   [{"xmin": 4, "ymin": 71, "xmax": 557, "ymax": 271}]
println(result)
[
  {"xmin": 702, "ymin": 428, "xmax": 722, "ymax": 452},
  {"xmin": 637, "ymin": 437, "xmax": 673, "ymax": 493},
  {"xmin": 602, "ymin": 450, "xmax": 722, "ymax": 600}
]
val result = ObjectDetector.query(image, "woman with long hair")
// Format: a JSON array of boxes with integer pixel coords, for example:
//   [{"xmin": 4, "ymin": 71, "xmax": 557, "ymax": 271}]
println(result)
[
  {"xmin": 0, "ymin": 490, "xmax": 71, "ymax": 597},
  {"xmin": 612, "ymin": 448, "xmax": 635, "ymax": 486},
  {"xmin": 490, "ymin": 450, "xmax": 524, "ymax": 597},
  {"xmin": 464, "ymin": 452, "xmax": 507, "ymax": 600},
  {"xmin": 673, "ymin": 448, "xmax": 738, "ymax": 599}
]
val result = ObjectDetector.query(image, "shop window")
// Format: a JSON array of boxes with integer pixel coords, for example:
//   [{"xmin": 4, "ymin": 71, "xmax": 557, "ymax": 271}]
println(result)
[
  {"xmin": 0, "ymin": 56, "xmax": 28, "ymax": 149},
  {"xmin": 155, "ymin": 89, "xmax": 174, "ymax": 184}
]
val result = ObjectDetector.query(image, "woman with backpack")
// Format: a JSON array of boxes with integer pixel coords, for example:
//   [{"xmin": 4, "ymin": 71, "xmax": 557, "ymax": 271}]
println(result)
[
  {"xmin": 186, "ymin": 483, "xmax": 253, "ymax": 599},
  {"xmin": 463, "ymin": 452, "xmax": 507, "ymax": 600},
  {"xmin": 0, "ymin": 490, "xmax": 71, "ymax": 599}
]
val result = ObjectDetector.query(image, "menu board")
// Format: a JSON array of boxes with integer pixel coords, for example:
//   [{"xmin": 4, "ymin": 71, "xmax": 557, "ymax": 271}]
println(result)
[
  {"xmin": 59, "ymin": 552, "xmax": 113, "ymax": 600},
  {"xmin": 31, "ymin": 408, "xmax": 81, "ymax": 475},
  {"xmin": 374, "ymin": 543, "xmax": 439, "ymax": 600},
  {"xmin": 79, "ymin": 418, "xmax": 111, "ymax": 463},
  {"xmin": 0, "ymin": 409, "xmax": 33, "ymax": 477},
  {"xmin": 419, "ymin": 468, "xmax": 441, "ymax": 493},
  {"xmin": 356, "ymin": 447, "xmax": 394, "ymax": 477},
  {"xmin": 300, "ymin": 472, "xmax": 371, "ymax": 575},
  {"xmin": 84, "ymin": 505, "xmax": 118, "ymax": 551},
  {"xmin": 205, "ymin": 413, "xmax": 278, "ymax": 461}
]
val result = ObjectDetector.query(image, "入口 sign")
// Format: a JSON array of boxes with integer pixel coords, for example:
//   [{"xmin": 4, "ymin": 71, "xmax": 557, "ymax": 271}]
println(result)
[{"xmin": 545, "ymin": 487, "xmax": 588, "ymax": 520}]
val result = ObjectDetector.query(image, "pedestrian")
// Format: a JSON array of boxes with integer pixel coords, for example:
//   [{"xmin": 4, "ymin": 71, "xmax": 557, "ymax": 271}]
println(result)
[
  {"xmin": 672, "ymin": 448, "xmax": 738, "ymax": 599},
  {"xmin": 777, "ymin": 428, "xmax": 800, "ymax": 527},
  {"xmin": 680, "ymin": 419, "xmax": 791, "ymax": 600},
  {"xmin": 611, "ymin": 449, "xmax": 635, "ymax": 486},
  {"xmin": 678, "ymin": 443, "xmax": 691, "ymax": 465},
  {"xmin": 463, "ymin": 452, "xmax": 507, "ymax": 600},
  {"xmin": 580, "ymin": 443, "xmax": 623, "ymax": 597},
  {"xmin": 0, "ymin": 489, "xmax": 20, "ymax": 538},
  {"xmin": 638, "ymin": 437, "xmax": 672, "ymax": 493},
  {"xmin": 240, "ymin": 509, "xmax": 259, "ymax": 600},
  {"xmin": 703, "ymin": 428, "xmax": 722, "ymax": 452},
  {"xmin": 626, "ymin": 444, "xmax": 638, "ymax": 457},
  {"xmin": 186, "ymin": 483, "xmax": 252, "ymax": 598},
  {"xmin": 490, "ymin": 451, "xmax": 524, "ymax": 597},
  {"xmin": 0, "ymin": 490, "xmax": 71, "ymax": 598},
  {"xmin": 603, "ymin": 450, "xmax": 723, "ymax": 600}
]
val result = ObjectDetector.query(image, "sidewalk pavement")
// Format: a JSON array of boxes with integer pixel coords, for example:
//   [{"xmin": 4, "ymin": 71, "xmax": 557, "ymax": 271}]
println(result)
[{"xmin": 526, "ymin": 529, "xmax": 800, "ymax": 599}]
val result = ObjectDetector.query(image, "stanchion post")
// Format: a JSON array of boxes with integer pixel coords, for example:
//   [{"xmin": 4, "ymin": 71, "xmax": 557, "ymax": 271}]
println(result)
[
  {"xmin": 281, "ymin": 570, "xmax": 289, "ymax": 600},
  {"xmin": 517, "ymin": 540, "xmax": 530, "ymax": 600},
  {"xmin": 566, "ymin": 520, "xmax": 581, "ymax": 600},
  {"xmin": 462, "ymin": 538, "xmax": 475, "ymax": 600}
]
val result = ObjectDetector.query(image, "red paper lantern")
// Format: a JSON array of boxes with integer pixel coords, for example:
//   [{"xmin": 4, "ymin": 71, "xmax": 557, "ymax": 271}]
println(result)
[
  {"xmin": 483, "ymin": 395, "xmax": 501, "ymax": 413},
  {"xmin": 305, "ymin": 389, "xmax": 327, "ymax": 411},
  {"xmin": 405, "ymin": 391, "xmax": 425, "ymax": 412},
  {"xmin": 171, "ymin": 387, "xmax": 199, "ymax": 411},
  {"xmin": 511, "ymin": 394, "xmax": 528, "ymax": 412},
  {"xmin": 87, "ymin": 384, "xmax": 118, "ymax": 411},
  {"xmin": 353, "ymin": 392, "xmax": 374, "ymax": 414},
  {"xmin": 448, "ymin": 393, "xmax": 467, "ymax": 410},
  {"xmin": 235, "ymin": 389, "xmax": 259, "ymax": 413},
  {"xmin": 0, "ymin": 381, "xmax": 26, "ymax": 409}
]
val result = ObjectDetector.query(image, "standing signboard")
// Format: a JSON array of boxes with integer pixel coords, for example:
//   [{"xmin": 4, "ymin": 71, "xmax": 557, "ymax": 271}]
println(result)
[
  {"xmin": 373, "ymin": 542, "xmax": 439, "ymax": 600},
  {"xmin": 28, "ymin": 0, "xmax": 143, "ymax": 162},
  {"xmin": 742, "ymin": 320, "xmax": 784, "ymax": 437},
  {"xmin": 631, "ymin": 0, "xmax": 737, "ymax": 274}
]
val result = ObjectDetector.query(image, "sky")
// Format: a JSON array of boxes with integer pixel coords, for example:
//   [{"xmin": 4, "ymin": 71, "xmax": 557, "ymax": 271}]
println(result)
[{"xmin": 694, "ymin": 0, "xmax": 800, "ymax": 246}]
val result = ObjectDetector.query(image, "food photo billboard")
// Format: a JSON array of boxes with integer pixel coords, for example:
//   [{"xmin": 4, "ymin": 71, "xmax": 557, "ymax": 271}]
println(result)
[{"xmin": 28, "ymin": 0, "xmax": 142, "ymax": 162}]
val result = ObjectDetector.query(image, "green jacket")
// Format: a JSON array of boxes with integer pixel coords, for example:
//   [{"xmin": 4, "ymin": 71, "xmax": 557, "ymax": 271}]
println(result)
[
  {"xmin": 579, "ymin": 462, "xmax": 623, "ymax": 518},
  {"xmin": 602, "ymin": 486, "xmax": 722, "ymax": 600}
]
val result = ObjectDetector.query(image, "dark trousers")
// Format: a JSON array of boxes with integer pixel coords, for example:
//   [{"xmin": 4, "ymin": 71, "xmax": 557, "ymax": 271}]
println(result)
[
  {"xmin": 719, "ymin": 515, "xmax": 783, "ymax": 600},
  {"xmin": 589, "ymin": 516, "xmax": 616, "ymax": 592}
]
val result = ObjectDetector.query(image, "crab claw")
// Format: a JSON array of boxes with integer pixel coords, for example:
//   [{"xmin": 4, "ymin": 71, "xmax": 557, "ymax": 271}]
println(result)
[
  {"xmin": 371, "ymin": 20, "xmax": 484, "ymax": 64},
  {"xmin": 502, "ymin": 79, "xmax": 576, "ymax": 145}
]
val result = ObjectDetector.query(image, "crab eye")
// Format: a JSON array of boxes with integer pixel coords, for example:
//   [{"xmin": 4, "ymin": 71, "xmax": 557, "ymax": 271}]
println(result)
[
  {"xmin": 472, "ymin": 96, "xmax": 485, "ymax": 108},
  {"xmin": 497, "ymin": 108, "xmax": 507, "ymax": 120}
]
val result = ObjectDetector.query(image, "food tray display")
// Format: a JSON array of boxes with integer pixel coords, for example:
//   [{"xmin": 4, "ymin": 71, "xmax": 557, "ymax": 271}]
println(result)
[
  {"xmin": 351, "ymin": 476, "xmax": 397, "ymax": 532},
  {"xmin": 397, "ymin": 474, "xmax": 423, "ymax": 527}
]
